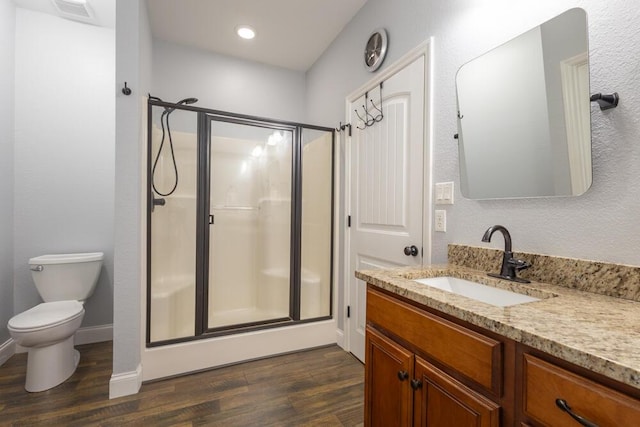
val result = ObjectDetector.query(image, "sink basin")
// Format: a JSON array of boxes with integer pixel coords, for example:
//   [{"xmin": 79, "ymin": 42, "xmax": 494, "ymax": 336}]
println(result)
[{"xmin": 414, "ymin": 276, "xmax": 540, "ymax": 307}]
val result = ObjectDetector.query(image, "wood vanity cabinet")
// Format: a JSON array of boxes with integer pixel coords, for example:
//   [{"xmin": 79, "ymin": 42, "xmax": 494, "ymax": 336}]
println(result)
[
  {"xmin": 365, "ymin": 286, "xmax": 506, "ymax": 426},
  {"xmin": 364, "ymin": 285, "xmax": 640, "ymax": 427},
  {"xmin": 518, "ymin": 351, "xmax": 640, "ymax": 426}
]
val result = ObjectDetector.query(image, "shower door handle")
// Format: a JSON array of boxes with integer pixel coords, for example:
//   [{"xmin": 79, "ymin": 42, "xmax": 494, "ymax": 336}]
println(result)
[{"xmin": 209, "ymin": 215, "xmax": 214, "ymax": 225}]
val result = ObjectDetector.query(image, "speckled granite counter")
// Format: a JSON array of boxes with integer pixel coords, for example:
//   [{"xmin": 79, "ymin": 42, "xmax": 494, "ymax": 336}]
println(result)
[{"xmin": 356, "ymin": 263, "xmax": 640, "ymax": 390}]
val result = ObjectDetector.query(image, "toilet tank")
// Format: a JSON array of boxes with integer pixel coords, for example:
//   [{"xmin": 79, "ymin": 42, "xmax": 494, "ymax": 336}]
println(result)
[{"xmin": 29, "ymin": 252, "xmax": 104, "ymax": 302}]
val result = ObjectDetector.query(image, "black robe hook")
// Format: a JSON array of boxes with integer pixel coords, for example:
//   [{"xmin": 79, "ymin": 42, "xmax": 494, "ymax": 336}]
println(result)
[{"xmin": 590, "ymin": 92, "xmax": 619, "ymax": 110}]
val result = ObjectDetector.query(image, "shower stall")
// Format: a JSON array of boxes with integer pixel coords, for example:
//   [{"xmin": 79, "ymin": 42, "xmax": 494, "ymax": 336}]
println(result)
[{"xmin": 146, "ymin": 99, "xmax": 334, "ymax": 345}]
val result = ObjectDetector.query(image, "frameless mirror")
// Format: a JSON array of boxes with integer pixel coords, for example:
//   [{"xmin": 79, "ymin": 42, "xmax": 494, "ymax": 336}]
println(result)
[{"xmin": 456, "ymin": 8, "xmax": 591, "ymax": 199}]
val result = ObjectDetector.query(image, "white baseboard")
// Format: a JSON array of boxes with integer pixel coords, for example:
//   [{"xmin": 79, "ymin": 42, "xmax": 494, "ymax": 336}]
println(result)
[
  {"xmin": 75, "ymin": 324, "xmax": 113, "ymax": 346},
  {"xmin": 109, "ymin": 364, "xmax": 142, "ymax": 399},
  {"xmin": 336, "ymin": 328, "xmax": 345, "ymax": 350},
  {"xmin": 0, "ymin": 338, "xmax": 16, "ymax": 366}
]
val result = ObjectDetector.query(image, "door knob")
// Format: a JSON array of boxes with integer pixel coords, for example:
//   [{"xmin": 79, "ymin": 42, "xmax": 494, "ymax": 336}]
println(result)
[{"xmin": 404, "ymin": 245, "xmax": 419, "ymax": 256}]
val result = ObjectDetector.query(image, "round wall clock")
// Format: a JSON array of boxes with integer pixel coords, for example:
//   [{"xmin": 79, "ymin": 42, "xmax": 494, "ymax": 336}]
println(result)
[{"xmin": 364, "ymin": 28, "xmax": 388, "ymax": 72}]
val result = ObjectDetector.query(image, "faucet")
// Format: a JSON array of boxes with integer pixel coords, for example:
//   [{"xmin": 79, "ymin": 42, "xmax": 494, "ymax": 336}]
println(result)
[{"xmin": 481, "ymin": 225, "xmax": 531, "ymax": 283}]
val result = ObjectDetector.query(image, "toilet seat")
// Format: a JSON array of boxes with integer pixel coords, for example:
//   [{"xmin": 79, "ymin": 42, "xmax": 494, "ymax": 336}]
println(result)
[{"xmin": 8, "ymin": 301, "xmax": 84, "ymax": 332}]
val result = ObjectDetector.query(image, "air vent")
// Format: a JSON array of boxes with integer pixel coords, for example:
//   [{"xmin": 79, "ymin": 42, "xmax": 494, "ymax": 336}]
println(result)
[{"xmin": 51, "ymin": 0, "xmax": 96, "ymax": 24}]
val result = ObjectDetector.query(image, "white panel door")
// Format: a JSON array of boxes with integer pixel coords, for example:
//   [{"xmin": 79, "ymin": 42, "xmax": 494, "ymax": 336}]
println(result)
[{"xmin": 347, "ymin": 55, "xmax": 426, "ymax": 361}]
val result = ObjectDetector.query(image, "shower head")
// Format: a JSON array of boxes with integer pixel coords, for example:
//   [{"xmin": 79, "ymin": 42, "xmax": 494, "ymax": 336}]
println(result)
[
  {"xmin": 164, "ymin": 97, "xmax": 198, "ymax": 115},
  {"xmin": 177, "ymin": 98, "xmax": 198, "ymax": 105}
]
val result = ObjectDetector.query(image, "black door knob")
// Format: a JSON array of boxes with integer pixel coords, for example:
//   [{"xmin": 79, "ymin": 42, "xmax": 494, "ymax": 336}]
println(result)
[{"xmin": 404, "ymin": 245, "xmax": 419, "ymax": 256}]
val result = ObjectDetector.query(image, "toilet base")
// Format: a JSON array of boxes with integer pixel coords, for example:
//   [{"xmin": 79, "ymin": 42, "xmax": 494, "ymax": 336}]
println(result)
[{"xmin": 25, "ymin": 336, "xmax": 80, "ymax": 392}]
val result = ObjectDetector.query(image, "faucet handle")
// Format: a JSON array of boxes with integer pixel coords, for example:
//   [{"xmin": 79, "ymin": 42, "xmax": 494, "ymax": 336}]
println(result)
[{"xmin": 509, "ymin": 258, "xmax": 531, "ymax": 271}]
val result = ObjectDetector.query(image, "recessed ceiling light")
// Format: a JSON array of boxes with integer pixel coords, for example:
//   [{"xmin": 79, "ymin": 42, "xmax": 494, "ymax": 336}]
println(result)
[{"xmin": 236, "ymin": 25, "xmax": 256, "ymax": 40}]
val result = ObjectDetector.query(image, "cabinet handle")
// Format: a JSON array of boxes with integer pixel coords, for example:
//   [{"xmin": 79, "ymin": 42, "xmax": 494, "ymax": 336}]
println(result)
[
  {"xmin": 397, "ymin": 370, "xmax": 409, "ymax": 381},
  {"xmin": 410, "ymin": 379, "xmax": 422, "ymax": 390},
  {"xmin": 555, "ymin": 399, "xmax": 599, "ymax": 427}
]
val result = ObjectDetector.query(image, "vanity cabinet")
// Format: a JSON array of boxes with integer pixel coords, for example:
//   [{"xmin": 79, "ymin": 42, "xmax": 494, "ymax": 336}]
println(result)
[
  {"xmin": 364, "ymin": 285, "xmax": 640, "ymax": 426},
  {"xmin": 365, "ymin": 286, "xmax": 506, "ymax": 426},
  {"xmin": 365, "ymin": 326, "xmax": 499, "ymax": 426},
  {"xmin": 519, "ymin": 352, "xmax": 640, "ymax": 426}
]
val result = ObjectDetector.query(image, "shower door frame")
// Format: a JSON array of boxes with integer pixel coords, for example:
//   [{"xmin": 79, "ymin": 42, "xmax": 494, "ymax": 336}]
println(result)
[
  {"xmin": 199, "ymin": 113, "xmax": 301, "ymax": 336},
  {"xmin": 146, "ymin": 99, "xmax": 335, "ymax": 347}
]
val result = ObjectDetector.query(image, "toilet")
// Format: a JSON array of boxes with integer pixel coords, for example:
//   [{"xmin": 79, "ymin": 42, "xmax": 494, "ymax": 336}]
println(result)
[{"xmin": 7, "ymin": 252, "xmax": 103, "ymax": 392}]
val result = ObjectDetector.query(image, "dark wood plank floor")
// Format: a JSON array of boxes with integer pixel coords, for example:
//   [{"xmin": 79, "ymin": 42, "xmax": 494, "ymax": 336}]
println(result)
[{"xmin": 0, "ymin": 341, "xmax": 364, "ymax": 426}]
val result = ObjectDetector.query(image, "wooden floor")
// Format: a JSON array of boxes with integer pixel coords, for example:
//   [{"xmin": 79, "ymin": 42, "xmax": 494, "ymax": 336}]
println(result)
[{"xmin": 0, "ymin": 341, "xmax": 364, "ymax": 426}]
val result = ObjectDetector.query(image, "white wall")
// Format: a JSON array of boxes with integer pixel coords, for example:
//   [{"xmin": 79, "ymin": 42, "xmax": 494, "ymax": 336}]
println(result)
[
  {"xmin": 12, "ymin": 9, "xmax": 115, "ymax": 327},
  {"xmin": 307, "ymin": 0, "xmax": 640, "ymax": 331},
  {"xmin": 112, "ymin": 0, "xmax": 152, "ymax": 396},
  {"xmin": 308, "ymin": 0, "xmax": 640, "ymax": 263},
  {"xmin": 152, "ymin": 40, "xmax": 307, "ymax": 123},
  {"xmin": 0, "ymin": 0, "xmax": 15, "ymax": 344}
]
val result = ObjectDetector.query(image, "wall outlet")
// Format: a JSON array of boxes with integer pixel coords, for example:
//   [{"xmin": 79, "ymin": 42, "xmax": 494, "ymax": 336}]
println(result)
[{"xmin": 435, "ymin": 210, "xmax": 446, "ymax": 232}]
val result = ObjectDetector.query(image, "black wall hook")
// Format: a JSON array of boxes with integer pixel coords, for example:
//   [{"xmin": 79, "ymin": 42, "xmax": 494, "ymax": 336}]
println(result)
[
  {"xmin": 122, "ymin": 82, "xmax": 132, "ymax": 96},
  {"xmin": 590, "ymin": 92, "xmax": 619, "ymax": 110}
]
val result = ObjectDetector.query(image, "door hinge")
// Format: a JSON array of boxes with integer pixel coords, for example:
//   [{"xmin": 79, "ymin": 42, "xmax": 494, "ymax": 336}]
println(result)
[
  {"xmin": 347, "ymin": 215, "xmax": 351, "ymax": 228},
  {"xmin": 209, "ymin": 214, "xmax": 214, "ymax": 225},
  {"xmin": 347, "ymin": 305, "xmax": 351, "ymax": 318}
]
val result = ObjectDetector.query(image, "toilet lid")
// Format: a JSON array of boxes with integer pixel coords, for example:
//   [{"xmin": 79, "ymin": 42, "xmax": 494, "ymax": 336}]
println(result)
[{"xmin": 8, "ymin": 301, "xmax": 84, "ymax": 331}]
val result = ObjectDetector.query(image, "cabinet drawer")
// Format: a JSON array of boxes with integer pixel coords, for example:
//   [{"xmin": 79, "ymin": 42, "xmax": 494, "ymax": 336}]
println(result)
[
  {"xmin": 367, "ymin": 287, "xmax": 502, "ymax": 394},
  {"xmin": 523, "ymin": 354, "xmax": 640, "ymax": 426}
]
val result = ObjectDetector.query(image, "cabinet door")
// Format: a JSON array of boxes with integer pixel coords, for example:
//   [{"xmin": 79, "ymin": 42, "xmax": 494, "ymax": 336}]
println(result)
[
  {"xmin": 413, "ymin": 357, "xmax": 500, "ymax": 427},
  {"xmin": 365, "ymin": 326, "xmax": 414, "ymax": 427}
]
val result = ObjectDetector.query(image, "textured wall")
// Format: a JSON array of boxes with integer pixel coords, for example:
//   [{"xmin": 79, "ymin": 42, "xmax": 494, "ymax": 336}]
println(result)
[
  {"xmin": 0, "ymin": 0, "xmax": 15, "ymax": 343},
  {"xmin": 306, "ymin": 0, "xmax": 640, "ymax": 333},
  {"xmin": 308, "ymin": 0, "xmax": 640, "ymax": 265},
  {"xmin": 12, "ymin": 9, "xmax": 115, "ymax": 328}
]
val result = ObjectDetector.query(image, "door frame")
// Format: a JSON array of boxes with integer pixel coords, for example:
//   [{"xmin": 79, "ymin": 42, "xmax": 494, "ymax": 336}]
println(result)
[{"xmin": 342, "ymin": 39, "xmax": 434, "ymax": 356}]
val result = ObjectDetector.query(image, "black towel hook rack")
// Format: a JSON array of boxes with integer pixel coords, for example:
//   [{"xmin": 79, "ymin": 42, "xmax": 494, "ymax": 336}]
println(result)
[{"xmin": 355, "ymin": 81, "xmax": 384, "ymax": 130}]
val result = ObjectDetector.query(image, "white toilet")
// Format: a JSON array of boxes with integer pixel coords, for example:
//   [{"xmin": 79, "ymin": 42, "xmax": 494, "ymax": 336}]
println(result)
[{"xmin": 7, "ymin": 252, "xmax": 103, "ymax": 392}]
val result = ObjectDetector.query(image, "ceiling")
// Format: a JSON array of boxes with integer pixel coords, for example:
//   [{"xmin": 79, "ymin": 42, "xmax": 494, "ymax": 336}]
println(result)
[
  {"xmin": 11, "ymin": 0, "xmax": 116, "ymax": 28},
  {"xmin": 11, "ymin": 0, "xmax": 368, "ymax": 72},
  {"xmin": 146, "ymin": 0, "xmax": 368, "ymax": 72}
]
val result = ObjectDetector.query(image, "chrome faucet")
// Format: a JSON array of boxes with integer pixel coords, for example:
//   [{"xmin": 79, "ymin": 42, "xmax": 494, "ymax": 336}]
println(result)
[{"xmin": 481, "ymin": 225, "xmax": 531, "ymax": 283}]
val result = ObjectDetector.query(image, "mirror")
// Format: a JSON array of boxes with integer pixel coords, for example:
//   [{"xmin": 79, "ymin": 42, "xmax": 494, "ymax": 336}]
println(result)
[{"xmin": 456, "ymin": 8, "xmax": 591, "ymax": 199}]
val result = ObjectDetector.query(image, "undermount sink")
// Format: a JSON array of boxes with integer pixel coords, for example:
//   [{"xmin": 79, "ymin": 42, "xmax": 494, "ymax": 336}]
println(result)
[{"xmin": 414, "ymin": 276, "xmax": 540, "ymax": 307}]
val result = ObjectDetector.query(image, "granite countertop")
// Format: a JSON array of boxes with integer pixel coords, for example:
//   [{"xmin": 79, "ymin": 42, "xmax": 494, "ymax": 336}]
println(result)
[{"xmin": 356, "ymin": 264, "xmax": 640, "ymax": 390}]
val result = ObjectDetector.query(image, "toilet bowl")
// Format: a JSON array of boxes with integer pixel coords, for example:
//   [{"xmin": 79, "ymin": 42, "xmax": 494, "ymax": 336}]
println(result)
[
  {"xmin": 8, "ymin": 301, "xmax": 85, "ymax": 392},
  {"xmin": 7, "ymin": 252, "xmax": 103, "ymax": 392}
]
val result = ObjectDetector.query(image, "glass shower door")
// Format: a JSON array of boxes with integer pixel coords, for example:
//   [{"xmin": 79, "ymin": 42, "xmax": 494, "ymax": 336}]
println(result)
[{"xmin": 207, "ymin": 119, "xmax": 294, "ymax": 330}]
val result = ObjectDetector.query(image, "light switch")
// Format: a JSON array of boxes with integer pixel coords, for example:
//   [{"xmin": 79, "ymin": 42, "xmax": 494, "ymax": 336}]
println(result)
[
  {"xmin": 435, "ymin": 210, "xmax": 446, "ymax": 232},
  {"xmin": 435, "ymin": 182, "xmax": 454, "ymax": 205},
  {"xmin": 442, "ymin": 182, "xmax": 454, "ymax": 204}
]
